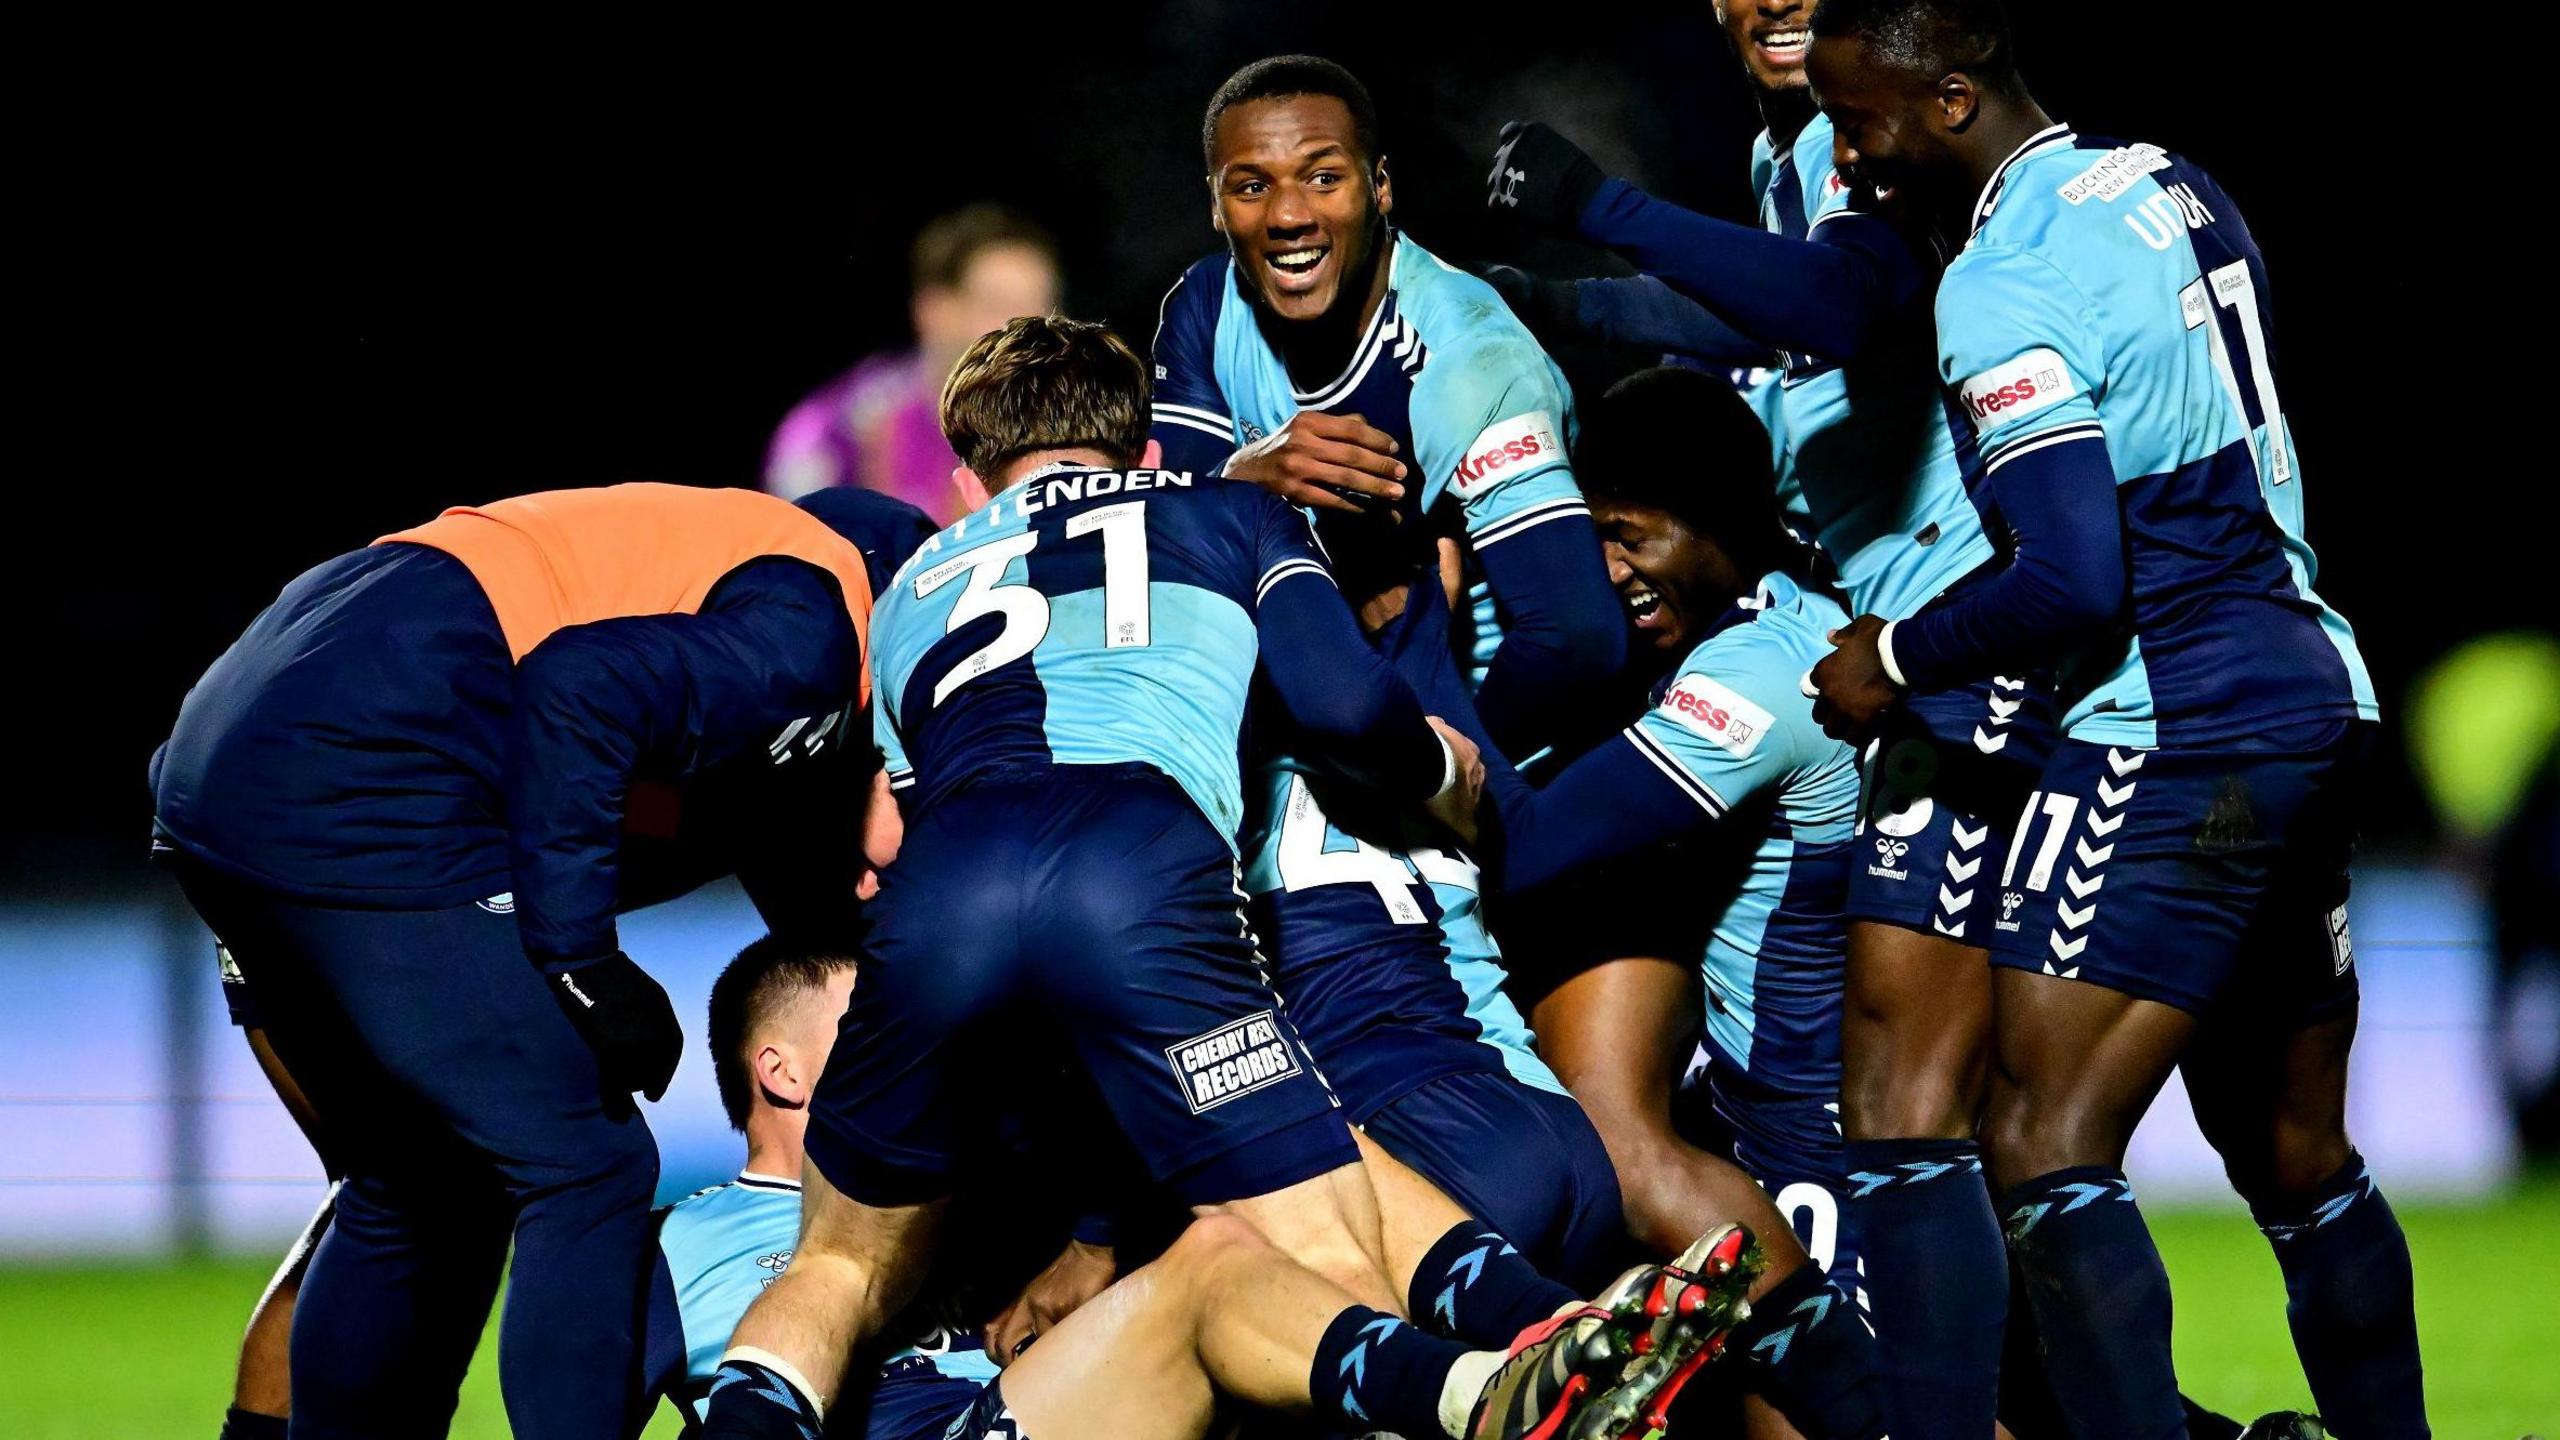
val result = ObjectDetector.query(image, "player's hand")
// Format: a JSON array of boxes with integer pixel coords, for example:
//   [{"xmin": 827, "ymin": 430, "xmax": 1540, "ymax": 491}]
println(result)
[
  {"xmin": 984, "ymin": 1239, "xmax": 1116, "ymax": 1367},
  {"xmin": 1222, "ymin": 410, "xmax": 1407, "ymax": 518},
  {"xmin": 1487, "ymin": 121, "xmax": 1606, "ymax": 232},
  {"xmin": 1424, "ymin": 716, "xmax": 1486, "ymax": 845},
  {"xmin": 548, "ymin": 952, "xmax": 683, "ymax": 1102},
  {"xmin": 1809, "ymin": 614, "xmax": 1903, "ymax": 745}
]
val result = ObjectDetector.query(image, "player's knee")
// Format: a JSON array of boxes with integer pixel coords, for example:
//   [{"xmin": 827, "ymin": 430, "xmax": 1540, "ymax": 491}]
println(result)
[
  {"xmin": 1589, "ymin": 1127, "xmax": 1705, "ymax": 1255},
  {"xmin": 1164, "ymin": 1211, "xmax": 1273, "ymax": 1288},
  {"xmin": 1982, "ymin": 1082, "xmax": 2118, "ymax": 1182},
  {"xmin": 2224, "ymin": 1123, "xmax": 2353, "ymax": 1210},
  {"xmin": 1840, "ymin": 1065, "xmax": 1976, "ymax": 1142}
]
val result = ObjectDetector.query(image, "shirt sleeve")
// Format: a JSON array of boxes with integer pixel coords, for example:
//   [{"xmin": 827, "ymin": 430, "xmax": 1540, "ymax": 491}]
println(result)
[
  {"xmin": 1573, "ymin": 178, "xmax": 1934, "ymax": 366},
  {"xmin": 1147, "ymin": 259, "xmax": 1243, "ymax": 476},
  {"xmin": 1415, "ymin": 331, "xmax": 1627, "ymax": 754},
  {"xmin": 1246, "ymin": 492, "xmax": 1449, "ymax": 802},
  {"xmin": 504, "ymin": 557, "xmax": 863, "ymax": 971},
  {"xmin": 1570, "ymin": 275, "xmax": 1778, "ymax": 366},
  {"xmin": 1886, "ymin": 245, "xmax": 2124, "ymax": 689},
  {"xmin": 1479, "ymin": 632, "xmax": 1803, "ymax": 894}
]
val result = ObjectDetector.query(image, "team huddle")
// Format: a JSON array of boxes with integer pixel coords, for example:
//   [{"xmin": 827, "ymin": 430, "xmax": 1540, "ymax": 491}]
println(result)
[{"xmin": 150, "ymin": 3, "xmax": 2428, "ymax": 1439}]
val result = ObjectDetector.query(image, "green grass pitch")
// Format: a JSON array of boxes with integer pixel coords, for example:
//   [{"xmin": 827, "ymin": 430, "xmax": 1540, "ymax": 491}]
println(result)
[{"xmin": 3, "ymin": 1175, "xmax": 2552, "ymax": 1437}]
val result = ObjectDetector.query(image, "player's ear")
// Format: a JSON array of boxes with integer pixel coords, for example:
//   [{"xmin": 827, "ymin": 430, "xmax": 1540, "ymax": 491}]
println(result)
[
  {"xmin": 1207, "ymin": 174, "xmax": 1227, "ymax": 235},
  {"xmin": 1372, "ymin": 154, "xmax": 1393, "ymax": 218},
  {"xmin": 1937, "ymin": 71, "xmax": 1979, "ymax": 133},
  {"xmin": 952, "ymin": 464, "xmax": 995, "ymax": 514},
  {"xmin": 755, "ymin": 1041, "xmax": 809, "ymax": 1109}
]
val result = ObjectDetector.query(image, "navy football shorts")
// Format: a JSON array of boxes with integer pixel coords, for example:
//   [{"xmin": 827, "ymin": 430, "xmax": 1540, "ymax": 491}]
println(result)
[
  {"xmin": 816, "ymin": 1363, "xmax": 990, "ymax": 1440},
  {"xmin": 1985, "ymin": 720, "xmax": 2370, "ymax": 1020},
  {"xmin": 1846, "ymin": 671, "xmax": 2056, "ymax": 942},
  {"xmin": 1362, "ymin": 1068, "xmax": 1631, "ymax": 1290},
  {"xmin": 1675, "ymin": 1060, "xmax": 1862, "ymax": 1288},
  {"xmin": 810, "ymin": 765, "xmax": 1357, "ymax": 1209}
]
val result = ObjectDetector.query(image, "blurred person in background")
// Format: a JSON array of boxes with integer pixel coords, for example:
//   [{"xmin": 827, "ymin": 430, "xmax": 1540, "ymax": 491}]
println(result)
[{"xmin": 763, "ymin": 204, "xmax": 1062, "ymax": 525}]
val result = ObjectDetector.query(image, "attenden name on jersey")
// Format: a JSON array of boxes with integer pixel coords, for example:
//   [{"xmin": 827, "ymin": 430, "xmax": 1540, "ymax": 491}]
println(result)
[{"xmin": 1167, "ymin": 1011, "xmax": 1301, "ymax": 1114}]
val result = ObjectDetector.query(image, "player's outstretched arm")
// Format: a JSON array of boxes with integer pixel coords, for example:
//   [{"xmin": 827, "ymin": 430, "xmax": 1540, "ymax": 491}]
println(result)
[
  {"xmin": 1481, "ymin": 267, "xmax": 1778, "ymax": 368},
  {"xmin": 1488, "ymin": 121, "xmax": 1932, "ymax": 365},
  {"xmin": 1472, "ymin": 729, "xmax": 1715, "ymax": 896}
]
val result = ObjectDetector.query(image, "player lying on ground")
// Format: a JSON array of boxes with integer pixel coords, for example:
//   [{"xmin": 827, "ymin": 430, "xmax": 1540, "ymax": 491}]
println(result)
[
  {"xmin": 1804, "ymin": 1, "xmax": 2420, "ymax": 1435},
  {"xmin": 152, "ymin": 473, "xmax": 910, "ymax": 1440},
  {"xmin": 1484, "ymin": 4, "xmax": 2065, "ymax": 1427},
  {"xmin": 704, "ymin": 317, "xmax": 1741, "ymax": 1437},
  {"xmin": 668, "ymin": 935, "xmax": 1761, "ymax": 1440}
]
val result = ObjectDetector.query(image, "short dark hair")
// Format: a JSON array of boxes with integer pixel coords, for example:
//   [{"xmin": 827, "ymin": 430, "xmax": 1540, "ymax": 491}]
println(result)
[
  {"xmin": 1201, "ymin": 55, "xmax": 1382, "ymax": 172},
  {"xmin": 1808, "ymin": 0, "xmax": 2023, "ymax": 96},
  {"xmin": 940, "ymin": 314, "xmax": 1152, "ymax": 477},
  {"xmin": 1575, "ymin": 366, "xmax": 1792, "ymax": 572},
  {"xmin": 708, "ymin": 935, "xmax": 859, "ymax": 1133},
  {"xmin": 910, "ymin": 203, "xmax": 1059, "ymax": 297}
]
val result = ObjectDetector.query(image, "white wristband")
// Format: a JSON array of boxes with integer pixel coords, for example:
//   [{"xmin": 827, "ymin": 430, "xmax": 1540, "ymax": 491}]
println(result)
[
  {"xmin": 719, "ymin": 1347, "xmax": 828, "ymax": 1421},
  {"xmin": 1431, "ymin": 729, "xmax": 1460, "ymax": 800},
  {"xmin": 1876, "ymin": 619, "xmax": 1911, "ymax": 689}
]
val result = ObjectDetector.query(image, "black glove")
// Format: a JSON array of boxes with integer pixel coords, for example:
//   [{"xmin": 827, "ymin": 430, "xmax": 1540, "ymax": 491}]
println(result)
[
  {"xmin": 1487, "ymin": 121, "xmax": 1606, "ymax": 231},
  {"xmin": 1477, "ymin": 264, "xmax": 1583, "ymax": 345},
  {"xmin": 549, "ymin": 951, "xmax": 683, "ymax": 1101}
]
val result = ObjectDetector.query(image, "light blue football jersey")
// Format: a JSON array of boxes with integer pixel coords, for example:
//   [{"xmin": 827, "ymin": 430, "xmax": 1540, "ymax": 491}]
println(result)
[
  {"xmin": 1150, "ymin": 230, "xmax": 1592, "ymax": 692},
  {"xmin": 1938, "ymin": 126, "xmax": 2376, "ymax": 747},
  {"xmin": 1239, "ymin": 765, "xmax": 1566, "ymax": 1097},
  {"xmin": 872, "ymin": 467, "xmax": 1332, "ymax": 846},
  {"xmin": 1620, "ymin": 570, "xmax": 1859, "ymax": 1087},
  {"xmin": 654, "ymin": 1174, "xmax": 996, "ymax": 1425},
  {"xmin": 1750, "ymin": 114, "xmax": 1992, "ymax": 623},
  {"xmin": 1151, "ymin": 235, "xmax": 1596, "ymax": 1080}
]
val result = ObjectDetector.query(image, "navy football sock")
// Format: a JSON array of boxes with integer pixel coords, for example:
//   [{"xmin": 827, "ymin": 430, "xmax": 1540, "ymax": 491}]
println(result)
[
  {"xmin": 1309, "ymin": 1305, "xmax": 1473, "ymax": 1439},
  {"xmin": 1409, "ymin": 1220, "xmax": 1578, "ymax": 1345},
  {"xmin": 2252, "ymin": 1152, "xmax": 2429, "ymax": 1438},
  {"xmin": 1840, "ymin": 1137, "xmax": 2006, "ymax": 1438},
  {"xmin": 1734, "ymin": 1261, "xmax": 1889, "ymax": 1439},
  {"xmin": 218, "ymin": 1407, "xmax": 287, "ymax": 1440},
  {"xmin": 2003, "ymin": 1165, "xmax": 2183, "ymax": 1440},
  {"xmin": 699, "ymin": 1358, "xmax": 824, "ymax": 1440}
]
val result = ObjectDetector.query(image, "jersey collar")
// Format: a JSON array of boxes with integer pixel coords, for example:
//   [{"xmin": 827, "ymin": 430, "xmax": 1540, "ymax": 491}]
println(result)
[
  {"xmin": 1285, "ymin": 230, "xmax": 1405, "ymax": 408},
  {"xmin": 735, "ymin": 1170, "xmax": 803, "ymax": 1193},
  {"xmin": 1970, "ymin": 122, "xmax": 2077, "ymax": 236}
]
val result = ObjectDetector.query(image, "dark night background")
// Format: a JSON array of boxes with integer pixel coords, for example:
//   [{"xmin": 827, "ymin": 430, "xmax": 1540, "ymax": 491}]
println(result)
[{"xmin": 12, "ymin": 3, "xmax": 2506, "ymax": 886}]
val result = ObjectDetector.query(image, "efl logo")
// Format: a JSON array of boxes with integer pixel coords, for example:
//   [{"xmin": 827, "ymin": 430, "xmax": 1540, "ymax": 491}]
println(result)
[
  {"xmin": 1449, "ymin": 410, "xmax": 1561, "ymax": 496},
  {"xmin": 1659, "ymin": 674, "xmax": 1773, "ymax": 759},
  {"xmin": 1958, "ymin": 349, "xmax": 2074, "ymax": 431},
  {"xmin": 1167, "ymin": 1011, "xmax": 1303, "ymax": 1114}
]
